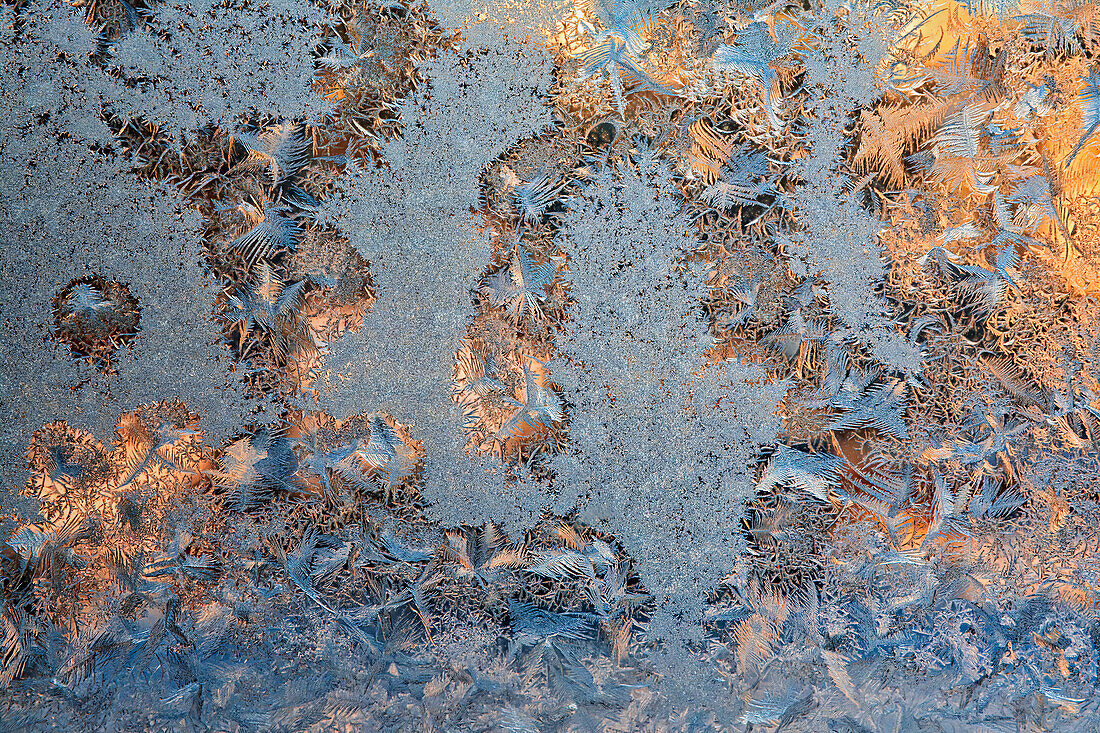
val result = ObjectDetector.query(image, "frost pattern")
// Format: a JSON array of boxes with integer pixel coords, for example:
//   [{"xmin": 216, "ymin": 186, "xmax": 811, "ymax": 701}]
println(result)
[
  {"xmin": 1, "ymin": 3, "xmax": 257, "ymax": 512},
  {"xmin": 780, "ymin": 10, "xmax": 924, "ymax": 376},
  {"xmin": 108, "ymin": 0, "xmax": 335, "ymax": 138},
  {"xmin": 315, "ymin": 39, "xmax": 559, "ymax": 528},
  {"xmin": 552, "ymin": 152, "xmax": 785, "ymax": 634},
  {"xmin": 6, "ymin": 0, "xmax": 1100, "ymax": 728}
]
